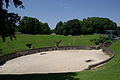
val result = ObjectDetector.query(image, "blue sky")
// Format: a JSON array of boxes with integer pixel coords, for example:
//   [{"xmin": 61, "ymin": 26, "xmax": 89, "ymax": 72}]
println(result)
[{"xmin": 8, "ymin": 0, "xmax": 120, "ymax": 29}]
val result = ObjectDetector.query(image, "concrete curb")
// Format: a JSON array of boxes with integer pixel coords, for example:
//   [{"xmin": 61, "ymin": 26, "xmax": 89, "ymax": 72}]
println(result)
[{"xmin": 85, "ymin": 47, "xmax": 114, "ymax": 70}]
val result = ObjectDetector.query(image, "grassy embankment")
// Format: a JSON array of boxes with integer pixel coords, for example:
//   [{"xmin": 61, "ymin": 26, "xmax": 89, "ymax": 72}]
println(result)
[
  {"xmin": 0, "ymin": 34, "xmax": 99, "ymax": 56},
  {"xmin": 0, "ymin": 34, "xmax": 120, "ymax": 80}
]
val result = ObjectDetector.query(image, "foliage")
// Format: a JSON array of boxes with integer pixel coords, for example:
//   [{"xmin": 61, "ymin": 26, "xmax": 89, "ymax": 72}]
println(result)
[
  {"xmin": 42, "ymin": 23, "xmax": 51, "ymax": 34},
  {"xmin": 55, "ymin": 21, "xmax": 64, "ymax": 34},
  {"xmin": 0, "ymin": 49, "xmax": 2, "ymax": 53},
  {"xmin": 83, "ymin": 17, "xmax": 117, "ymax": 34},
  {"xmin": 91, "ymin": 36, "xmax": 109, "ymax": 45},
  {"xmin": 19, "ymin": 16, "xmax": 51, "ymax": 34},
  {"xmin": 55, "ymin": 19, "xmax": 82, "ymax": 35},
  {"xmin": 116, "ymin": 27, "xmax": 120, "ymax": 36},
  {"xmin": 63, "ymin": 19, "xmax": 81, "ymax": 35},
  {"xmin": 51, "ymin": 29, "xmax": 56, "ymax": 33},
  {"xmin": 54, "ymin": 17, "xmax": 117, "ymax": 35},
  {"xmin": 0, "ymin": 0, "xmax": 24, "ymax": 41}
]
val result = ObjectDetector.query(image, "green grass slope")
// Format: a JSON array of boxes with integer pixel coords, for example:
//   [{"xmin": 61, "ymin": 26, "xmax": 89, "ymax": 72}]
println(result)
[
  {"xmin": 0, "ymin": 35, "xmax": 120, "ymax": 80},
  {"xmin": 75, "ymin": 39, "xmax": 120, "ymax": 80},
  {"xmin": 0, "ymin": 34, "xmax": 99, "ymax": 55}
]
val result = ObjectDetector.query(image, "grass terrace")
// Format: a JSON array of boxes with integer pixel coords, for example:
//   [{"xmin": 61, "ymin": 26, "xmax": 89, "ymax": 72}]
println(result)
[{"xmin": 0, "ymin": 34, "xmax": 120, "ymax": 80}]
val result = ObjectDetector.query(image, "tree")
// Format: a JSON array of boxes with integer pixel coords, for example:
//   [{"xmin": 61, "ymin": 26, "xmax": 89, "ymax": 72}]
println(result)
[
  {"xmin": 19, "ymin": 16, "xmax": 51, "ymax": 34},
  {"xmin": 55, "ymin": 21, "xmax": 64, "ymax": 34},
  {"xmin": 62, "ymin": 22, "xmax": 70, "ymax": 35},
  {"xmin": 82, "ymin": 17, "xmax": 117, "ymax": 34},
  {"xmin": 55, "ymin": 19, "xmax": 82, "ymax": 35},
  {"xmin": 117, "ymin": 27, "xmax": 120, "ymax": 36},
  {"xmin": 19, "ymin": 16, "xmax": 42, "ymax": 34},
  {"xmin": 42, "ymin": 23, "xmax": 51, "ymax": 34},
  {"xmin": 80, "ymin": 19, "xmax": 94, "ymax": 34},
  {"xmin": 20, "ymin": 16, "xmax": 42, "ymax": 34},
  {"xmin": 66, "ymin": 19, "xmax": 81, "ymax": 35},
  {"xmin": 54, "ymin": 17, "xmax": 117, "ymax": 35},
  {"xmin": 0, "ymin": 0, "xmax": 24, "ymax": 41}
]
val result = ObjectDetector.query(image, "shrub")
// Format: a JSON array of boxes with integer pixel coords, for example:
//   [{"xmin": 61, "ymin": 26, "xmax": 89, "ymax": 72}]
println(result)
[{"xmin": 91, "ymin": 36, "xmax": 109, "ymax": 45}]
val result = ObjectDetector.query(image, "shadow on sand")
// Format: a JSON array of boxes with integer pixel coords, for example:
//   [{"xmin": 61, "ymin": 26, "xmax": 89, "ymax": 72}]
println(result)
[{"xmin": 0, "ymin": 72, "xmax": 80, "ymax": 80}]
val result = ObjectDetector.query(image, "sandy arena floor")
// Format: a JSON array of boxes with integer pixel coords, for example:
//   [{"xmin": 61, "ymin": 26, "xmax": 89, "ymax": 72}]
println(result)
[{"xmin": 0, "ymin": 49, "xmax": 110, "ymax": 74}]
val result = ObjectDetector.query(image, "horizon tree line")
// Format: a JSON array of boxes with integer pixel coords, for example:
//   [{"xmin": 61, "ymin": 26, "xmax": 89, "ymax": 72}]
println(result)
[
  {"xmin": 0, "ymin": 0, "xmax": 120, "ymax": 41},
  {"xmin": 2, "ymin": 16, "xmax": 120, "ymax": 36}
]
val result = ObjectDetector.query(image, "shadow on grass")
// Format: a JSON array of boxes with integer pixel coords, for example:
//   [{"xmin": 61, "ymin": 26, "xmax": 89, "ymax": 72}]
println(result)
[
  {"xmin": 0, "ymin": 73, "xmax": 80, "ymax": 80},
  {"xmin": 0, "ymin": 49, "xmax": 2, "ymax": 53}
]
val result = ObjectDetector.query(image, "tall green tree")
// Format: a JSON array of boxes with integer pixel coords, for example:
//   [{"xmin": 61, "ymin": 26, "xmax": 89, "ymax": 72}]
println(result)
[
  {"xmin": 55, "ymin": 19, "xmax": 82, "ymax": 35},
  {"xmin": 83, "ymin": 17, "xmax": 117, "ymax": 34},
  {"xmin": 117, "ymin": 27, "xmax": 120, "ymax": 36},
  {"xmin": 42, "ymin": 23, "xmax": 51, "ymax": 34},
  {"xmin": 0, "ymin": 0, "xmax": 24, "ymax": 41},
  {"xmin": 80, "ymin": 20, "xmax": 94, "ymax": 34},
  {"xmin": 66, "ymin": 19, "xmax": 81, "ymax": 35},
  {"xmin": 55, "ymin": 21, "xmax": 64, "ymax": 34},
  {"xmin": 54, "ymin": 17, "xmax": 117, "ymax": 35},
  {"xmin": 19, "ymin": 16, "xmax": 51, "ymax": 34},
  {"xmin": 19, "ymin": 16, "xmax": 42, "ymax": 34}
]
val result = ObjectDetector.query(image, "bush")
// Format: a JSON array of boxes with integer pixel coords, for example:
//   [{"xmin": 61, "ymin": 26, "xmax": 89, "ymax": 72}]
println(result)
[{"xmin": 91, "ymin": 36, "xmax": 109, "ymax": 45}]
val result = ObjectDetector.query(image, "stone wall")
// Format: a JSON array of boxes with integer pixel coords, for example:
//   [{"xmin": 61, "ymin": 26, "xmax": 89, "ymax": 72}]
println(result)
[
  {"xmin": 85, "ymin": 47, "xmax": 114, "ymax": 70},
  {"xmin": 0, "ymin": 46, "xmax": 93, "ymax": 65}
]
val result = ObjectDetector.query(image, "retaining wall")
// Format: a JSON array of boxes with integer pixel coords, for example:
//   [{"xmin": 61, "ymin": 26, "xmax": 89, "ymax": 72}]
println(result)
[{"xmin": 86, "ymin": 47, "xmax": 114, "ymax": 70}]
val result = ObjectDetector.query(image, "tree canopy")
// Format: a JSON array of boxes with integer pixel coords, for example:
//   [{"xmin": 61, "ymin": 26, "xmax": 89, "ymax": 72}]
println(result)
[
  {"xmin": 54, "ymin": 17, "xmax": 117, "ymax": 35},
  {"xmin": 62, "ymin": 19, "xmax": 81, "ymax": 35},
  {"xmin": 0, "ymin": 0, "xmax": 118, "ymax": 40},
  {"xmin": 19, "ymin": 16, "xmax": 51, "ymax": 34},
  {"xmin": 0, "ymin": 0, "xmax": 24, "ymax": 41},
  {"xmin": 82, "ymin": 17, "xmax": 117, "ymax": 34},
  {"xmin": 55, "ymin": 21, "xmax": 64, "ymax": 34},
  {"xmin": 117, "ymin": 27, "xmax": 120, "ymax": 36}
]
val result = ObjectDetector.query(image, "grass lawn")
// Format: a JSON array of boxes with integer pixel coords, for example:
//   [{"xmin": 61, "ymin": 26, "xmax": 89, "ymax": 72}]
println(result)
[
  {"xmin": 0, "ymin": 34, "xmax": 120, "ymax": 80},
  {"xmin": 0, "ymin": 34, "xmax": 99, "ymax": 56},
  {"xmin": 75, "ymin": 39, "xmax": 120, "ymax": 80}
]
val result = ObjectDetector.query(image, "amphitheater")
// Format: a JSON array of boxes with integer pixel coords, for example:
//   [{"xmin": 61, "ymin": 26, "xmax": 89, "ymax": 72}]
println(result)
[{"xmin": 0, "ymin": 46, "xmax": 114, "ymax": 74}]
